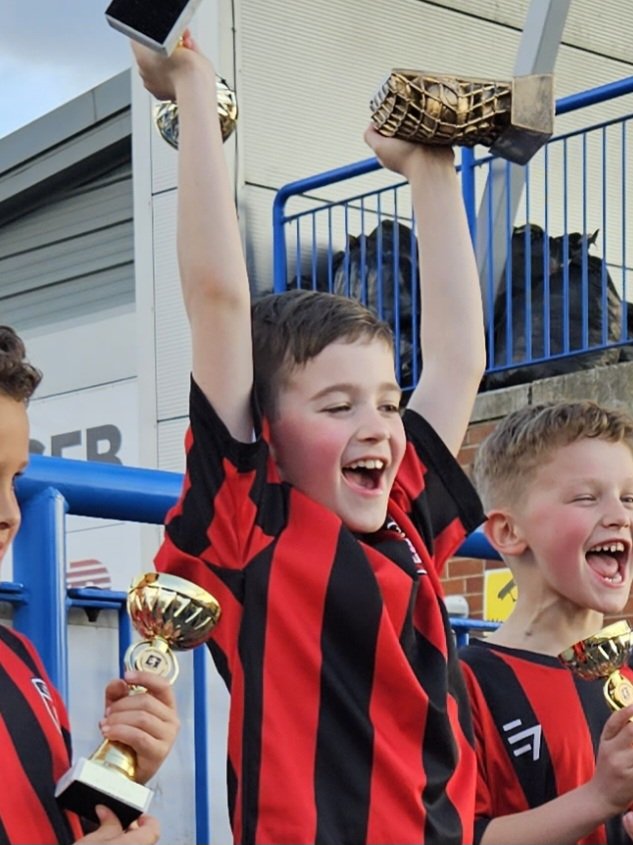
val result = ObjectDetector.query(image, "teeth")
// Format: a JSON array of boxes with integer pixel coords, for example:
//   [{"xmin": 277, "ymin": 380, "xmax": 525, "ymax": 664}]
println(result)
[
  {"xmin": 346, "ymin": 459, "xmax": 385, "ymax": 471},
  {"xmin": 589, "ymin": 542, "xmax": 626, "ymax": 554}
]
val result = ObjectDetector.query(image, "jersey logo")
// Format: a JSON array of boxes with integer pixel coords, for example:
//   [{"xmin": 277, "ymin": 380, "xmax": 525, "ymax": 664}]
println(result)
[
  {"xmin": 32, "ymin": 677, "xmax": 62, "ymax": 733},
  {"xmin": 385, "ymin": 517, "xmax": 426, "ymax": 573},
  {"xmin": 502, "ymin": 717, "xmax": 542, "ymax": 760}
]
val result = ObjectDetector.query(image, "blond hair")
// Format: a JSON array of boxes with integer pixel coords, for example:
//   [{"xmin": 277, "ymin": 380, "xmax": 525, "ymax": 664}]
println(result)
[{"xmin": 473, "ymin": 401, "xmax": 633, "ymax": 510}]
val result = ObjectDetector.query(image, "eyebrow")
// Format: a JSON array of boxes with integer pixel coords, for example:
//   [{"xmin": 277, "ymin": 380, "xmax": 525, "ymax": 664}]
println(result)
[{"xmin": 310, "ymin": 382, "xmax": 402, "ymax": 401}]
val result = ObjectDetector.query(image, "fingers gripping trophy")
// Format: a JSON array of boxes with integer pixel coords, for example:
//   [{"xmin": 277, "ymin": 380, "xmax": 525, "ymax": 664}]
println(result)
[
  {"xmin": 105, "ymin": 0, "xmax": 237, "ymax": 148},
  {"xmin": 55, "ymin": 573, "xmax": 221, "ymax": 826}
]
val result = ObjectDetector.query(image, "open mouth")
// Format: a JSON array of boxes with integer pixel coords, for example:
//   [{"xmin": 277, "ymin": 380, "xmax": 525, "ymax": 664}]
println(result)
[
  {"xmin": 586, "ymin": 541, "xmax": 629, "ymax": 585},
  {"xmin": 342, "ymin": 458, "xmax": 386, "ymax": 491}
]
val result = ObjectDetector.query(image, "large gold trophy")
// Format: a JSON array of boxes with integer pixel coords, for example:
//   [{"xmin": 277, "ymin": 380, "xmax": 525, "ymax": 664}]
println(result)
[
  {"xmin": 558, "ymin": 620, "xmax": 633, "ymax": 712},
  {"xmin": 105, "ymin": 0, "xmax": 238, "ymax": 149},
  {"xmin": 370, "ymin": 69, "xmax": 554, "ymax": 165},
  {"xmin": 56, "ymin": 572, "xmax": 221, "ymax": 827}
]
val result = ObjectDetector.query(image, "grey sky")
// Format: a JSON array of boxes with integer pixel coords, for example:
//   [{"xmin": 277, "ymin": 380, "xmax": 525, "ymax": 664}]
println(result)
[{"xmin": 2, "ymin": 0, "xmax": 131, "ymax": 139}]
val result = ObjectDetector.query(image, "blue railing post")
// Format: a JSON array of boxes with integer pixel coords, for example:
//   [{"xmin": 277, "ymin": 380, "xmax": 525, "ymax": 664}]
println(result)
[
  {"xmin": 13, "ymin": 486, "xmax": 69, "ymax": 700},
  {"xmin": 194, "ymin": 645, "xmax": 211, "ymax": 845}
]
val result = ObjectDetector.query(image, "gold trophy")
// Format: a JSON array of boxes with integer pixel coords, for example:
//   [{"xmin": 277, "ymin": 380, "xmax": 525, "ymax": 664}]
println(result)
[
  {"xmin": 558, "ymin": 620, "xmax": 633, "ymax": 712},
  {"xmin": 370, "ymin": 69, "xmax": 554, "ymax": 165},
  {"xmin": 104, "ymin": 0, "xmax": 238, "ymax": 148},
  {"xmin": 154, "ymin": 75, "xmax": 238, "ymax": 149},
  {"xmin": 56, "ymin": 572, "xmax": 221, "ymax": 827}
]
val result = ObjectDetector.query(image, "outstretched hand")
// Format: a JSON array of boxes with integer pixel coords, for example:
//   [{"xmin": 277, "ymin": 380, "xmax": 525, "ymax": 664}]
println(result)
[
  {"xmin": 131, "ymin": 29, "xmax": 213, "ymax": 102},
  {"xmin": 99, "ymin": 669, "xmax": 180, "ymax": 785},
  {"xmin": 76, "ymin": 806, "xmax": 159, "ymax": 844},
  {"xmin": 363, "ymin": 124, "xmax": 455, "ymax": 179}
]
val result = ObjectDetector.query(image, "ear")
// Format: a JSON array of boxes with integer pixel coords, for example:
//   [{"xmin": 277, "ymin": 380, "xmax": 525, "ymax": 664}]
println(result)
[
  {"xmin": 589, "ymin": 228, "xmax": 600, "ymax": 246},
  {"xmin": 482, "ymin": 509, "xmax": 529, "ymax": 558}
]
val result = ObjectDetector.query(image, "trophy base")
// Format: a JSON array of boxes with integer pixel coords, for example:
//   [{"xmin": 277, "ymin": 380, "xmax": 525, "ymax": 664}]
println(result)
[
  {"xmin": 105, "ymin": 0, "xmax": 204, "ymax": 56},
  {"xmin": 55, "ymin": 757, "xmax": 153, "ymax": 828}
]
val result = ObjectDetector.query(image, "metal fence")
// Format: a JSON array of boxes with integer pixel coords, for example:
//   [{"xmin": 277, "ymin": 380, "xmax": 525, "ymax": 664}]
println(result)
[{"xmin": 272, "ymin": 77, "xmax": 633, "ymax": 394}]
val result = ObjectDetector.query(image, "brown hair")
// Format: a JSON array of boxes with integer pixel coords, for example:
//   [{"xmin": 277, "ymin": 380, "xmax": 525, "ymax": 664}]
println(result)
[
  {"xmin": 0, "ymin": 326, "xmax": 42, "ymax": 403},
  {"xmin": 251, "ymin": 289, "xmax": 394, "ymax": 417},
  {"xmin": 473, "ymin": 401, "xmax": 633, "ymax": 510}
]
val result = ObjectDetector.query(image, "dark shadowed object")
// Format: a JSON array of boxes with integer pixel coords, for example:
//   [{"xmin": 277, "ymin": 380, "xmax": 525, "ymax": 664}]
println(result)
[
  {"xmin": 484, "ymin": 225, "xmax": 623, "ymax": 390},
  {"xmin": 331, "ymin": 220, "xmax": 420, "ymax": 390}
]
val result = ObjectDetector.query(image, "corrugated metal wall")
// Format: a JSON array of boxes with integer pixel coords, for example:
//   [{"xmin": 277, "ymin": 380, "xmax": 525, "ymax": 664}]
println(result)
[{"xmin": 0, "ymin": 159, "xmax": 133, "ymax": 330}]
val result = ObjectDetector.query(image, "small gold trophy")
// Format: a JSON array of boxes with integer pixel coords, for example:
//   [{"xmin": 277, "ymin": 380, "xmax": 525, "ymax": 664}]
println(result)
[
  {"xmin": 558, "ymin": 620, "xmax": 633, "ymax": 712},
  {"xmin": 370, "ymin": 69, "xmax": 554, "ymax": 165},
  {"xmin": 56, "ymin": 572, "xmax": 221, "ymax": 827}
]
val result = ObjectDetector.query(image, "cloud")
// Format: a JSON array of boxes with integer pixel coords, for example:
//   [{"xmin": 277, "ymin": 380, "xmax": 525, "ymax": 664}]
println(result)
[{"xmin": 1, "ymin": 0, "xmax": 131, "ymax": 138}]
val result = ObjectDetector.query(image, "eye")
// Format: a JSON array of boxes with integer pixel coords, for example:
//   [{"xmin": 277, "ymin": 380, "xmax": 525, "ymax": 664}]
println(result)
[
  {"xmin": 622, "ymin": 495, "xmax": 633, "ymax": 505},
  {"xmin": 572, "ymin": 494, "xmax": 596, "ymax": 503},
  {"xmin": 380, "ymin": 403, "xmax": 400, "ymax": 414},
  {"xmin": 323, "ymin": 404, "xmax": 351, "ymax": 414}
]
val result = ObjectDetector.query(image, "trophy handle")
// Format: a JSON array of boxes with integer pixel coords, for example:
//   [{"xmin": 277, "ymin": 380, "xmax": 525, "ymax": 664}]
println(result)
[{"xmin": 605, "ymin": 670, "xmax": 633, "ymax": 712}]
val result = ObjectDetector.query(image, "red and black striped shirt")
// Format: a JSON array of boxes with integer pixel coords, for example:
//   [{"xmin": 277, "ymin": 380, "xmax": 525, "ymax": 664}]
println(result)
[
  {"xmin": 156, "ymin": 379, "xmax": 485, "ymax": 845},
  {"xmin": 0, "ymin": 625, "xmax": 83, "ymax": 845},
  {"xmin": 460, "ymin": 639, "xmax": 633, "ymax": 845}
]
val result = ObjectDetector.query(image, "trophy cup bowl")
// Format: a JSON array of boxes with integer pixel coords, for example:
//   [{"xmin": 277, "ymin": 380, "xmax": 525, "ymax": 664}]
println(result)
[
  {"xmin": 154, "ymin": 74, "xmax": 238, "ymax": 149},
  {"xmin": 370, "ymin": 69, "xmax": 554, "ymax": 165},
  {"xmin": 559, "ymin": 620, "xmax": 633, "ymax": 712},
  {"xmin": 55, "ymin": 572, "xmax": 220, "ymax": 827}
]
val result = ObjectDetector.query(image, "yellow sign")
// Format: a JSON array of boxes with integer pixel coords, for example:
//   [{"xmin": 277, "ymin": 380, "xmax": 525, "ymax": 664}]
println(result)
[{"xmin": 484, "ymin": 568, "xmax": 517, "ymax": 622}]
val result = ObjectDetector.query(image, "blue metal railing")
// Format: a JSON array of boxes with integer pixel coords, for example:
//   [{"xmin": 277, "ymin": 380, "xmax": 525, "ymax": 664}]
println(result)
[
  {"xmin": 2, "ymin": 453, "xmax": 499, "ymax": 841},
  {"xmin": 272, "ymin": 76, "xmax": 633, "ymax": 391}
]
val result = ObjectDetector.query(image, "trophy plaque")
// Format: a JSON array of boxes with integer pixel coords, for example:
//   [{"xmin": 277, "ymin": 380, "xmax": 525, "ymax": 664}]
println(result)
[
  {"xmin": 105, "ymin": 0, "xmax": 204, "ymax": 56},
  {"xmin": 370, "ymin": 69, "xmax": 554, "ymax": 165},
  {"xmin": 56, "ymin": 572, "xmax": 221, "ymax": 827},
  {"xmin": 558, "ymin": 620, "xmax": 633, "ymax": 713}
]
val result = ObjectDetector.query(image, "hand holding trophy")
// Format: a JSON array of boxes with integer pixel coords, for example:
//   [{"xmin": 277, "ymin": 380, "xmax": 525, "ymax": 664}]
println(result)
[
  {"xmin": 370, "ymin": 69, "xmax": 554, "ymax": 165},
  {"xmin": 105, "ymin": 0, "xmax": 237, "ymax": 148},
  {"xmin": 55, "ymin": 572, "xmax": 221, "ymax": 827}
]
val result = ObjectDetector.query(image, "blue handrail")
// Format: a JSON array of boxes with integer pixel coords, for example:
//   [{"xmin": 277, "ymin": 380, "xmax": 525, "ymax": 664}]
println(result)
[{"xmin": 272, "ymin": 74, "xmax": 633, "ymax": 293}]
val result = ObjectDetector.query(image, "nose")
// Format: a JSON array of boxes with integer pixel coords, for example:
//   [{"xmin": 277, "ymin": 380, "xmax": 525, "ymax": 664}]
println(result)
[
  {"xmin": 0, "ymin": 487, "xmax": 20, "ymax": 537},
  {"xmin": 601, "ymin": 499, "xmax": 632, "ymax": 529},
  {"xmin": 355, "ymin": 406, "xmax": 391, "ymax": 442}
]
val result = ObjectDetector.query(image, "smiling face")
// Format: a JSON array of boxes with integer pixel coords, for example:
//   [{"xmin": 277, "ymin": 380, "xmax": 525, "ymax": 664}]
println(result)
[
  {"xmin": 0, "ymin": 393, "xmax": 29, "ymax": 567},
  {"xmin": 269, "ymin": 338, "xmax": 406, "ymax": 534},
  {"xmin": 510, "ymin": 438, "xmax": 633, "ymax": 615}
]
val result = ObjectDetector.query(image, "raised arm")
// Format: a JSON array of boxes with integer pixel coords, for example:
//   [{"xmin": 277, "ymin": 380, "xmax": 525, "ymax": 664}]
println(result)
[
  {"xmin": 132, "ymin": 35, "xmax": 253, "ymax": 441},
  {"xmin": 363, "ymin": 128, "xmax": 485, "ymax": 455}
]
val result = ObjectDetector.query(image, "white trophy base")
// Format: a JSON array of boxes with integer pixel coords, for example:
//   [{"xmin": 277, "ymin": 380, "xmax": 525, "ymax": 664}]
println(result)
[{"xmin": 55, "ymin": 757, "xmax": 153, "ymax": 828}]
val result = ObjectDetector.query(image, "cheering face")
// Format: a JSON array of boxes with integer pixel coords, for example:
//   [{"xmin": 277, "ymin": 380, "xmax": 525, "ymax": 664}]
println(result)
[
  {"xmin": 0, "ymin": 394, "xmax": 29, "ymax": 567},
  {"xmin": 513, "ymin": 438, "xmax": 633, "ymax": 616},
  {"xmin": 270, "ymin": 338, "xmax": 407, "ymax": 534}
]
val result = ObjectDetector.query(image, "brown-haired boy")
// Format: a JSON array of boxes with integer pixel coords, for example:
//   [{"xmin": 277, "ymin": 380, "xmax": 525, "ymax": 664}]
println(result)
[
  {"xmin": 133, "ymin": 30, "xmax": 486, "ymax": 845},
  {"xmin": 461, "ymin": 400, "xmax": 633, "ymax": 845},
  {"xmin": 0, "ymin": 326, "xmax": 178, "ymax": 844}
]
